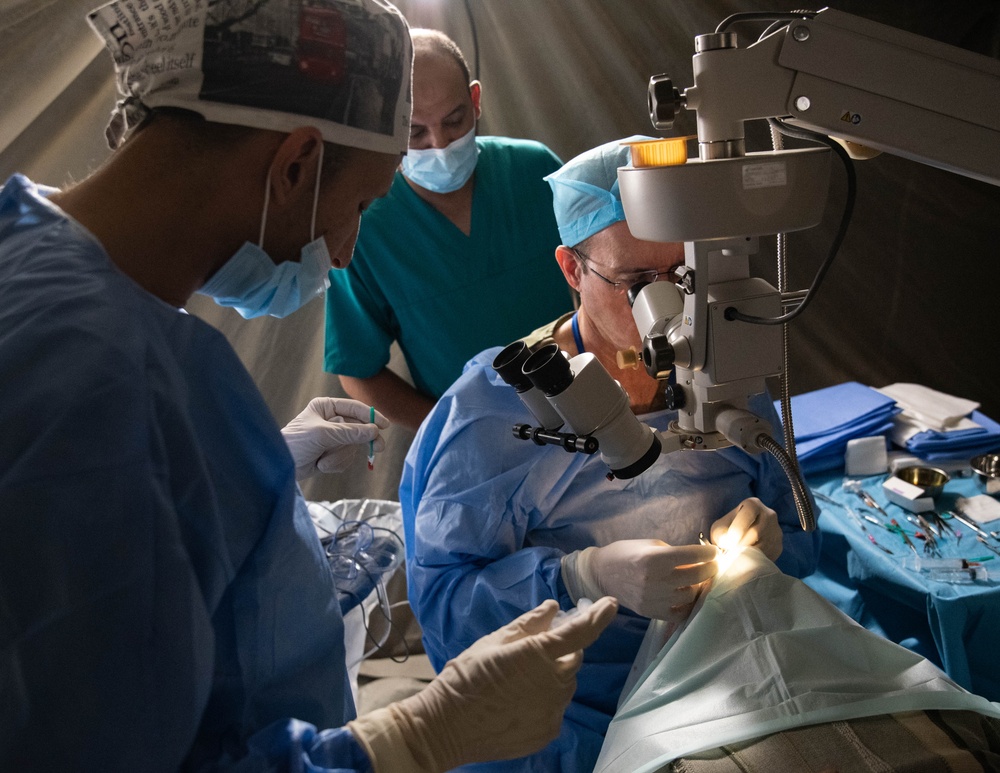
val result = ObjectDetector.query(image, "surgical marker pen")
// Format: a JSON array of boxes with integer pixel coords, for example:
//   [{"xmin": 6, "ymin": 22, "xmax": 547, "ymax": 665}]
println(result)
[{"xmin": 367, "ymin": 405, "xmax": 375, "ymax": 471}]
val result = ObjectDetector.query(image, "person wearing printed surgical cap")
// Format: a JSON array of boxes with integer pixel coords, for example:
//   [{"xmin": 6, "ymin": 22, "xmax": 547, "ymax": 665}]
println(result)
[
  {"xmin": 400, "ymin": 137, "xmax": 821, "ymax": 773},
  {"xmin": 0, "ymin": 2, "xmax": 618, "ymax": 771}
]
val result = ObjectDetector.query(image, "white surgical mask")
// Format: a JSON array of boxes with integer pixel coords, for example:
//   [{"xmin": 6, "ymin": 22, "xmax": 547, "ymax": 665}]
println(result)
[
  {"xmin": 199, "ymin": 146, "xmax": 332, "ymax": 319},
  {"xmin": 401, "ymin": 126, "xmax": 479, "ymax": 193}
]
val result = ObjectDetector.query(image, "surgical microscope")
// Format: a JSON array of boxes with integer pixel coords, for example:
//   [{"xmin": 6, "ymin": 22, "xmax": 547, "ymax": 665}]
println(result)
[{"xmin": 495, "ymin": 8, "xmax": 1000, "ymax": 532}]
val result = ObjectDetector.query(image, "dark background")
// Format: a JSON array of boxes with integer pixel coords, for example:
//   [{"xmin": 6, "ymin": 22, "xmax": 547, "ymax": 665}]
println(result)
[{"xmin": 2, "ymin": 0, "xmax": 997, "ymax": 502}]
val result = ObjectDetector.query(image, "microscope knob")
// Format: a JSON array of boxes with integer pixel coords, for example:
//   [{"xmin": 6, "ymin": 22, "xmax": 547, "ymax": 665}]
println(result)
[
  {"xmin": 648, "ymin": 75, "xmax": 682, "ymax": 131},
  {"xmin": 642, "ymin": 334, "xmax": 675, "ymax": 380},
  {"xmin": 674, "ymin": 264, "xmax": 695, "ymax": 294},
  {"xmin": 663, "ymin": 383, "xmax": 686, "ymax": 411}
]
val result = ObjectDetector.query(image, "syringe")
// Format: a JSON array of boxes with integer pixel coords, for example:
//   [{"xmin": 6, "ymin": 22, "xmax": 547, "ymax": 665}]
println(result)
[{"xmin": 901, "ymin": 556, "xmax": 989, "ymax": 583}]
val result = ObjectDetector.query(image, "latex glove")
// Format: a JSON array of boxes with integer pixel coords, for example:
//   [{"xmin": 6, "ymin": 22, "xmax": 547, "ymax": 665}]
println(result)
[
  {"xmin": 709, "ymin": 496, "xmax": 783, "ymax": 562},
  {"xmin": 347, "ymin": 596, "xmax": 618, "ymax": 773},
  {"xmin": 561, "ymin": 539, "xmax": 717, "ymax": 622},
  {"xmin": 280, "ymin": 397, "xmax": 389, "ymax": 480}
]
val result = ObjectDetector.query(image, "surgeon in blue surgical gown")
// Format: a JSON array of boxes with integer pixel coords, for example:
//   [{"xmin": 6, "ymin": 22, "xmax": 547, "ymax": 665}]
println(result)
[
  {"xmin": 401, "ymin": 137, "xmax": 821, "ymax": 773},
  {"xmin": 0, "ymin": 2, "xmax": 617, "ymax": 771}
]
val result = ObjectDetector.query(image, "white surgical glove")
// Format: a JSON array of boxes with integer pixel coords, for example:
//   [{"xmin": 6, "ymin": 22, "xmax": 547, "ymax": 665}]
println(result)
[
  {"xmin": 561, "ymin": 539, "xmax": 717, "ymax": 622},
  {"xmin": 347, "ymin": 596, "xmax": 618, "ymax": 773},
  {"xmin": 709, "ymin": 496, "xmax": 783, "ymax": 562},
  {"xmin": 280, "ymin": 397, "xmax": 389, "ymax": 480}
]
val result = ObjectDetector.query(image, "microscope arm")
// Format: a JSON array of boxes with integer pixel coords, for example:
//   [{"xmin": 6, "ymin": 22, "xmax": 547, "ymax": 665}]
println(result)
[{"xmin": 672, "ymin": 7, "xmax": 1000, "ymax": 185}]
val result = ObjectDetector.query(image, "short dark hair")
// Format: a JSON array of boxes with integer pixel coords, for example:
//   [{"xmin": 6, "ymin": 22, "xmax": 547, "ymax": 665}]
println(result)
[
  {"xmin": 410, "ymin": 28, "xmax": 471, "ymax": 84},
  {"xmin": 134, "ymin": 107, "xmax": 355, "ymax": 181}
]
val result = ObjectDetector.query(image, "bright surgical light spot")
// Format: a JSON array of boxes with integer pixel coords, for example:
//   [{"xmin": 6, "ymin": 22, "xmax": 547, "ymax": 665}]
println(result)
[
  {"xmin": 714, "ymin": 544, "xmax": 743, "ymax": 577},
  {"xmin": 700, "ymin": 531, "xmax": 742, "ymax": 578},
  {"xmin": 716, "ymin": 529, "xmax": 739, "ymax": 553}
]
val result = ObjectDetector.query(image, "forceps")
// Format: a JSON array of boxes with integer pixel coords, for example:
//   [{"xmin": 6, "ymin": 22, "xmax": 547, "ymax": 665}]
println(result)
[
  {"xmin": 916, "ymin": 515, "xmax": 942, "ymax": 556},
  {"xmin": 948, "ymin": 509, "xmax": 994, "ymax": 542},
  {"xmin": 814, "ymin": 491, "xmax": 882, "ymax": 530},
  {"xmin": 843, "ymin": 480, "xmax": 890, "ymax": 518},
  {"xmin": 888, "ymin": 519, "xmax": 919, "ymax": 555},
  {"xmin": 977, "ymin": 536, "xmax": 1000, "ymax": 558},
  {"xmin": 927, "ymin": 510, "xmax": 959, "ymax": 539}
]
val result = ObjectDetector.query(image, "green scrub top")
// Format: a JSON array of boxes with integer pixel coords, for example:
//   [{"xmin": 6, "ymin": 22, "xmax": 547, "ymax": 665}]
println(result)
[{"xmin": 324, "ymin": 136, "xmax": 572, "ymax": 399}]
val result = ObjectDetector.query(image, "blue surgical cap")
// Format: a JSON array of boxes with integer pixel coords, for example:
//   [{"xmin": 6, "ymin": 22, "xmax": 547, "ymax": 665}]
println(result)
[{"xmin": 544, "ymin": 135, "xmax": 655, "ymax": 247}]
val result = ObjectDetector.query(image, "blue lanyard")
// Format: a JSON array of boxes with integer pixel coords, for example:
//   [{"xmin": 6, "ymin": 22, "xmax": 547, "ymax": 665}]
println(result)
[{"xmin": 571, "ymin": 312, "xmax": 586, "ymax": 354}]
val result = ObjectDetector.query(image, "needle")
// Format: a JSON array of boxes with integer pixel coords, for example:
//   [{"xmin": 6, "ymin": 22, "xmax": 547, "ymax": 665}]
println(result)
[{"xmin": 868, "ymin": 533, "xmax": 894, "ymax": 554}]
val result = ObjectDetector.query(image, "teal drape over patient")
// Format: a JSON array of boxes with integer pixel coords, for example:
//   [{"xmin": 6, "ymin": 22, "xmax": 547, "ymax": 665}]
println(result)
[{"xmin": 596, "ymin": 548, "xmax": 1000, "ymax": 773}]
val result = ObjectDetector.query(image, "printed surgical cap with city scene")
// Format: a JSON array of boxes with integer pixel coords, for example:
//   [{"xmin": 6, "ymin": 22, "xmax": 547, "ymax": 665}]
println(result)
[
  {"xmin": 544, "ymin": 135, "xmax": 656, "ymax": 248},
  {"xmin": 87, "ymin": 0, "xmax": 412, "ymax": 154}
]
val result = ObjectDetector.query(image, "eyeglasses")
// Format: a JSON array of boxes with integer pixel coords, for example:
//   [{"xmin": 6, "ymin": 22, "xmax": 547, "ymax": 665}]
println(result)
[{"xmin": 572, "ymin": 248, "xmax": 680, "ymax": 294}]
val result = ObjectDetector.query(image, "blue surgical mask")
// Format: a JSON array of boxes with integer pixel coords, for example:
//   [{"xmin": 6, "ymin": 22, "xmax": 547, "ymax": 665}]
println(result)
[
  {"xmin": 198, "ymin": 146, "xmax": 332, "ymax": 319},
  {"xmin": 401, "ymin": 126, "xmax": 479, "ymax": 193}
]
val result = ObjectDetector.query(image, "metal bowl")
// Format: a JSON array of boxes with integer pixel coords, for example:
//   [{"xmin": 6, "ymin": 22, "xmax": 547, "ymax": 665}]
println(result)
[
  {"xmin": 894, "ymin": 465, "xmax": 950, "ymax": 498},
  {"xmin": 970, "ymin": 452, "xmax": 1000, "ymax": 495}
]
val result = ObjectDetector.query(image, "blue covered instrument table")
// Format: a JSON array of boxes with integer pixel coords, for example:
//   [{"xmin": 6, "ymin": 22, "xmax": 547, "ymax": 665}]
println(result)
[{"xmin": 804, "ymin": 470, "xmax": 1000, "ymax": 700}]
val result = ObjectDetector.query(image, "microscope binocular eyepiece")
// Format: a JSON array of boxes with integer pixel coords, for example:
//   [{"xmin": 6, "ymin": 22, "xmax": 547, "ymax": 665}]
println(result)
[
  {"xmin": 492, "ymin": 339, "xmax": 535, "ymax": 393},
  {"xmin": 522, "ymin": 343, "xmax": 574, "ymax": 397},
  {"xmin": 494, "ymin": 339, "xmax": 662, "ymax": 479},
  {"xmin": 493, "ymin": 340, "xmax": 565, "ymax": 430},
  {"xmin": 627, "ymin": 280, "xmax": 651, "ymax": 307}
]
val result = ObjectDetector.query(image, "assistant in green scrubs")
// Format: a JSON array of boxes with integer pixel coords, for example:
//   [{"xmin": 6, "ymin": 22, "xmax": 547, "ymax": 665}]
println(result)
[{"xmin": 324, "ymin": 135, "xmax": 572, "ymax": 401}]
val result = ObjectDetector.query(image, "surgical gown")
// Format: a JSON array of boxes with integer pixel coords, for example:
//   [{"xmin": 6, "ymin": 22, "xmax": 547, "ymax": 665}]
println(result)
[
  {"xmin": 400, "ymin": 347, "xmax": 820, "ymax": 773},
  {"xmin": 0, "ymin": 175, "xmax": 369, "ymax": 772}
]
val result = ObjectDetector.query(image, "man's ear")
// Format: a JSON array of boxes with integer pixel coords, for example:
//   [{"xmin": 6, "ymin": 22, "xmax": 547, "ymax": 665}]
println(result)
[
  {"xmin": 555, "ymin": 245, "xmax": 582, "ymax": 292},
  {"xmin": 469, "ymin": 80, "xmax": 482, "ymax": 121},
  {"xmin": 267, "ymin": 126, "xmax": 324, "ymax": 209}
]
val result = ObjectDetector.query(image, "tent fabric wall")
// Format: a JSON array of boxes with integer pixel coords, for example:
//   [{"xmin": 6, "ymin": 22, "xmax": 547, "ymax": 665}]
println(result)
[{"xmin": 2, "ymin": 0, "xmax": 998, "ymax": 506}]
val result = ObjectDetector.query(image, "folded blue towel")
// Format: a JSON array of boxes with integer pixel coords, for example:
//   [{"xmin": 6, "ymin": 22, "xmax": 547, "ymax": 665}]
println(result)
[
  {"xmin": 907, "ymin": 410, "xmax": 1000, "ymax": 460},
  {"xmin": 781, "ymin": 382, "xmax": 898, "ymax": 442},
  {"xmin": 776, "ymin": 382, "xmax": 899, "ymax": 467},
  {"xmin": 797, "ymin": 421, "xmax": 898, "ymax": 473},
  {"xmin": 777, "ymin": 381, "xmax": 998, "ymax": 469}
]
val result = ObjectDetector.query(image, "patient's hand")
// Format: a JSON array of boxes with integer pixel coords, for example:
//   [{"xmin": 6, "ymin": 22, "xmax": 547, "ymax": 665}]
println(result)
[{"xmin": 709, "ymin": 497, "xmax": 783, "ymax": 563}]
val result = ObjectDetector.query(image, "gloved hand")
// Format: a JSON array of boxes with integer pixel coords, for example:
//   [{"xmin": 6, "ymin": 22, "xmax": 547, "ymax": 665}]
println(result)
[
  {"xmin": 709, "ymin": 497, "xmax": 783, "ymax": 562},
  {"xmin": 280, "ymin": 397, "xmax": 389, "ymax": 480},
  {"xmin": 347, "ymin": 596, "xmax": 618, "ymax": 773},
  {"xmin": 561, "ymin": 539, "xmax": 717, "ymax": 622}
]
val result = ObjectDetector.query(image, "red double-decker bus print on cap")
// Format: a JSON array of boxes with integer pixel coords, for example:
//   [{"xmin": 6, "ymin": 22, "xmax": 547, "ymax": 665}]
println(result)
[{"xmin": 297, "ymin": 5, "xmax": 347, "ymax": 83}]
